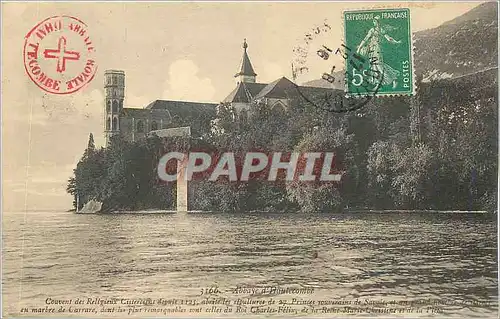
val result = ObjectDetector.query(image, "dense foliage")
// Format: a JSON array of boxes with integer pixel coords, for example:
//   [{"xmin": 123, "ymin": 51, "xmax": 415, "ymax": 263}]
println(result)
[{"xmin": 67, "ymin": 72, "xmax": 497, "ymax": 213}]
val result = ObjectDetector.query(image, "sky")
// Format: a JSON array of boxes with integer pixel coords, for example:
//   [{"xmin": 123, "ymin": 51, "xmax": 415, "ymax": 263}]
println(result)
[{"xmin": 2, "ymin": 1, "xmax": 484, "ymax": 211}]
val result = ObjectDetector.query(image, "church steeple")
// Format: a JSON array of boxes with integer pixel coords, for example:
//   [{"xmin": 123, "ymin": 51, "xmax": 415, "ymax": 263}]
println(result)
[{"xmin": 235, "ymin": 39, "xmax": 257, "ymax": 83}]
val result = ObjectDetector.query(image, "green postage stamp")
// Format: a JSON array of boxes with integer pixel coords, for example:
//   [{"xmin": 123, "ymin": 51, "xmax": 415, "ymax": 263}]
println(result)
[{"xmin": 344, "ymin": 8, "xmax": 413, "ymax": 96}]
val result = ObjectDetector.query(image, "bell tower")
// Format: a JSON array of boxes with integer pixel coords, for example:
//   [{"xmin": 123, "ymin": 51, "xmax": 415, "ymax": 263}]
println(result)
[
  {"xmin": 234, "ymin": 39, "xmax": 257, "ymax": 83},
  {"xmin": 104, "ymin": 70, "xmax": 125, "ymax": 147}
]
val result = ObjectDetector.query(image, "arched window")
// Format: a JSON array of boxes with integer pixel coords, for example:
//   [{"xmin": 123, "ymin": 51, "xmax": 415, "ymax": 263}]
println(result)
[
  {"xmin": 151, "ymin": 121, "xmax": 158, "ymax": 131},
  {"xmin": 136, "ymin": 120, "xmax": 144, "ymax": 133},
  {"xmin": 106, "ymin": 100, "xmax": 111, "ymax": 113},
  {"xmin": 112, "ymin": 100, "xmax": 118, "ymax": 113},
  {"xmin": 271, "ymin": 101, "xmax": 286, "ymax": 115},
  {"xmin": 112, "ymin": 117, "xmax": 118, "ymax": 130},
  {"xmin": 106, "ymin": 117, "xmax": 111, "ymax": 130}
]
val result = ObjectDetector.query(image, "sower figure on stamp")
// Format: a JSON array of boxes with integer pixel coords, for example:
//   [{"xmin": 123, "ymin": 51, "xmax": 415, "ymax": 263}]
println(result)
[{"xmin": 356, "ymin": 16, "xmax": 401, "ymax": 88}]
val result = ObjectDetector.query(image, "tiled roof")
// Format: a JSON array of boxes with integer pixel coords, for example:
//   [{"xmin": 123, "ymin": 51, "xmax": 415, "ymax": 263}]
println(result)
[
  {"xmin": 254, "ymin": 77, "xmax": 298, "ymax": 99},
  {"xmin": 148, "ymin": 127, "xmax": 191, "ymax": 138},
  {"xmin": 222, "ymin": 82, "xmax": 267, "ymax": 103},
  {"xmin": 145, "ymin": 100, "xmax": 217, "ymax": 119},
  {"xmin": 222, "ymin": 77, "xmax": 335, "ymax": 104}
]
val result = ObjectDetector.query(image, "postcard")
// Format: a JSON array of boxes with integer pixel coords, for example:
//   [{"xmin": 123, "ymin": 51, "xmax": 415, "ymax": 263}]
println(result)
[{"xmin": 2, "ymin": 1, "xmax": 498, "ymax": 318}]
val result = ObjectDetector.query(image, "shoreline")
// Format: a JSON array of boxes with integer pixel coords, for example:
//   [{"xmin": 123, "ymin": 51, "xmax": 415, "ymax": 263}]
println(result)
[
  {"xmin": 345, "ymin": 209, "xmax": 491, "ymax": 214},
  {"xmin": 82, "ymin": 209, "xmax": 494, "ymax": 215}
]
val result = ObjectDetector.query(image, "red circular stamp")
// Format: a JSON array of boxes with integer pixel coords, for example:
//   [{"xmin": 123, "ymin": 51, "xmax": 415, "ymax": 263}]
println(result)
[{"xmin": 23, "ymin": 16, "xmax": 98, "ymax": 95}]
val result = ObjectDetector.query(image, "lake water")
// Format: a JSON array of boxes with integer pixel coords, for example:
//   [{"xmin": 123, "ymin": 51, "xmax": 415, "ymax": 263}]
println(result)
[{"xmin": 2, "ymin": 211, "xmax": 498, "ymax": 317}]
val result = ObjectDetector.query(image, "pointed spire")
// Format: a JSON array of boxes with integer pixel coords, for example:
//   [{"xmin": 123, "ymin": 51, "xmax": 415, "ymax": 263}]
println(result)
[{"xmin": 235, "ymin": 39, "xmax": 257, "ymax": 82}]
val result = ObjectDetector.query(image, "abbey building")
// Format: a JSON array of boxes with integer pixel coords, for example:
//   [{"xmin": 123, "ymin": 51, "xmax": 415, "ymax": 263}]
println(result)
[
  {"xmin": 103, "ymin": 69, "xmax": 217, "ymax": 146},
  {"xmin": 103, "ymin": 40, "xmax": 326, "ymax": 146}
]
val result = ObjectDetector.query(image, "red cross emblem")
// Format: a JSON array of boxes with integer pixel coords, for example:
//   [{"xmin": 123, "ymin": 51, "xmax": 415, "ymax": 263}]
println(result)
[{"xmin": 43, "ymin": 36, "xmax": 80, "ymax": 73}]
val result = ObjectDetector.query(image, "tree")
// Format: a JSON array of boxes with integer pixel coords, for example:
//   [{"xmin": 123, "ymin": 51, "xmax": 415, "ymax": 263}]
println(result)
[
  {"xmin": 83, "ymin": 133, "xmax": 96, "ymax": 159},
  {"xmin": 67, "ymin": 68, "xmax": 497, "ymax": 213},
  {"xmin": 286, "ymin": 125, "xmax": 356, "ymax": 212}
]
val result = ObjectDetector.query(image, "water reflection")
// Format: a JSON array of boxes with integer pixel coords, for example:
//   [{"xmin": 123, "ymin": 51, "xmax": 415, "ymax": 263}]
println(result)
[{"xmin": 2, "ymin": 211, "xmax": 497, "ymax": 317}]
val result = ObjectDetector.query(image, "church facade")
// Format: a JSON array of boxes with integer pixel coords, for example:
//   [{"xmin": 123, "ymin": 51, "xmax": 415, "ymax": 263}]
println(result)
[
  {"xmin": 221, "ymin": 39, "xmax": 329, "ymax": 122},
  {"xmin": 103, "ymin": 40, "xmax": 326, "ymax": 146}
]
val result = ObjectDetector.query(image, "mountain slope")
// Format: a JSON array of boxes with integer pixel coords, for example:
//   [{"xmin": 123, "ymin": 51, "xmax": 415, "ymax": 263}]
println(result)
[
  {"xmin": 415, "ymin": 1, "xmax": 498, "ymax": 81},
  {"xmin": 304, "ymin": 2, "xmax": 498, "ymax": 87}
]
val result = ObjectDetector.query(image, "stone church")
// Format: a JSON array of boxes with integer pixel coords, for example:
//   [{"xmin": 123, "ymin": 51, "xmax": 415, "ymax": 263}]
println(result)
[
  {"xmin": 221, "ymin": 39, "xmax": 329, "ymax": 122},
  {"xmin": 103, "ymin": 39, "xmax": 326, "ymax": 146},
  {"xmin": 103, "ymin": 69, "xmax": 217, "ymax": 146},
  {"xmin": 101, "ymin": 39, "xmax": 328, "ymax": 212}
]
